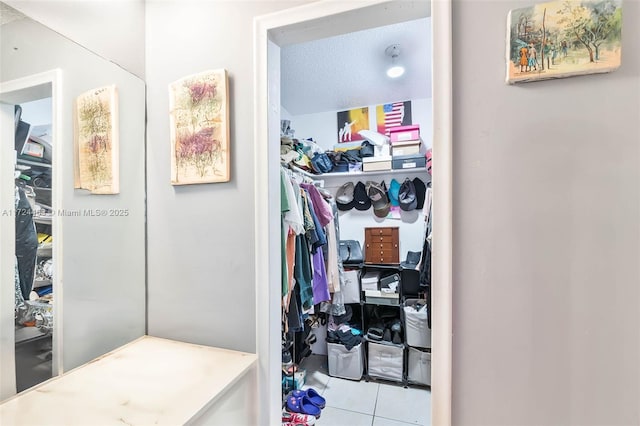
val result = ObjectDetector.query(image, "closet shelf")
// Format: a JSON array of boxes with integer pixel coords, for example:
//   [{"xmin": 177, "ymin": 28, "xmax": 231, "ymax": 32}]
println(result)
[{"xmin": 289, "ymin": 165, "xmax": 430, "ymax": 179}]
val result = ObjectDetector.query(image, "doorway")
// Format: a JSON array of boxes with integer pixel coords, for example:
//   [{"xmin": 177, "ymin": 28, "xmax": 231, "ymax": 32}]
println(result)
[
  {"xmin": 254, "ymin": 1, "xmax": 452, "ymax": 424},
  {"xmin": 0, "ymin": 70, "xmax": 63, "ymax": 400}
]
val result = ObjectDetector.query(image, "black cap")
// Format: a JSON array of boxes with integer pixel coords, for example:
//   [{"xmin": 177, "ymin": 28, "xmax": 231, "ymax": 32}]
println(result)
[
  {"xmin": 413, "ymin": 177, "xmax": 427, "ymax": 209},
  {"xmin": 399, "ymin": 178, "xmax": 417, "ymax": 211},
  {"xmin": 353, "ymin": 181, "xmax": 371, "ymax": 210}
]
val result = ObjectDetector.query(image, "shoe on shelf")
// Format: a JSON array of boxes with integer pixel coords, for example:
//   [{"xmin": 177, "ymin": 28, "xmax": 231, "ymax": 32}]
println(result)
[{"xmin": 282, "ymin": 411, "xmax": 316, "ymax": 425}]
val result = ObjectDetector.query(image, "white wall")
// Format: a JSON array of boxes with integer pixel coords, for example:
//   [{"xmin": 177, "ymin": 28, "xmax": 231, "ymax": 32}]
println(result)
[
  {"xmin": 451, "ymin": 0, "xmax": 640, "ymax": 424},
  {"xmin": 1, "ymin": 17, "xmax": 146, "ymax": 374},
  {"xmin": 4, "ymin": 0, "xmax": 146, "ymax": 78},
  {"xmin": 144, "ymin": 0, "xmax": 311, "ymax": 354},
  {"xmin": 290, "ymin": 97, "xmax": 432, "ymax": 150}
]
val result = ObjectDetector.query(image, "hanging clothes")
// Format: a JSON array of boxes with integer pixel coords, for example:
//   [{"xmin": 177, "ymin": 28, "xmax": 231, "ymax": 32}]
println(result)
[{"xmin": 15, "ymin": 186, "xmax": 38, "ymax": 300}]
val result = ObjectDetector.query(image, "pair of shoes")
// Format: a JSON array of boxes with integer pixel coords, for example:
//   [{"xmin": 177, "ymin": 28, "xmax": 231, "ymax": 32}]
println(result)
[
  {"xmin": 286, "ymin": 388, "xmax": 326, "ymax": 418},
  {"xmin": 282, "ymin": 411, "xmax": 316, "ymax": 425}
]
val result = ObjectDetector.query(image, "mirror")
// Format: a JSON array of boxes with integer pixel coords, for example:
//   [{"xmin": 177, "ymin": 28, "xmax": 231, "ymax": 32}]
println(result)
[{"xmin": 0, "ymin": 3, "xmax": 146, "ymax": 400}]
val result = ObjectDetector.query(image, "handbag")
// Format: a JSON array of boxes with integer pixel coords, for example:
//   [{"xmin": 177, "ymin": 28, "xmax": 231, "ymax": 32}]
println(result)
[
  {"xmin": 360, "ymin": 140, "xmax": 375, "ymax": 158},
  {"xmin": 339, "ymin": 240, "xmax": 363, "ymax": 265},
  {"xmin": 310, "ymin": 152, "xmax": 333, "ymax": 174}
]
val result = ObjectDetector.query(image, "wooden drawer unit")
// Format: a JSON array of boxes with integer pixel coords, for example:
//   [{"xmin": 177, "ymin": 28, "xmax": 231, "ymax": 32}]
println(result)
[{"xmin": 364, "ymin": 227, "xmax": 399, "ymax": 265}]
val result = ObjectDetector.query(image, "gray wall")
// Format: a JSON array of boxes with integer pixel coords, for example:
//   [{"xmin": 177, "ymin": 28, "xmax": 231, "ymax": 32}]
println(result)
[
  {"xmin": 5, "ymin": 0, "xmax": 146, "ymax": 78},
  {"xmin": 1, "ymin": 17, "xmax": 146, "ymax": 373},
  {"xmin": 145, "ymin": 1, "xmax": 309, "ymax": 353},
  {"xmin": 452, "ymin": 0, "xmax": 640, "ymax": 424}
]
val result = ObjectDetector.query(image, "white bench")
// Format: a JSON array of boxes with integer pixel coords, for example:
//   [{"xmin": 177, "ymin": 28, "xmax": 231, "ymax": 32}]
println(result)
[{"xmin": 0, "ymin": 336, "xmax": 257, "ymax": 425}]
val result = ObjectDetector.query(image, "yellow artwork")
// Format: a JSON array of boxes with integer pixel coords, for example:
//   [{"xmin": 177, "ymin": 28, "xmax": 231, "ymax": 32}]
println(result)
[
  {"xmin": 74, "ymin": 85, "xmax": 119, "ymax": 194},
  {"xmin": 169, "ymin": 69, "xmax": 230, "ymax": 185}
]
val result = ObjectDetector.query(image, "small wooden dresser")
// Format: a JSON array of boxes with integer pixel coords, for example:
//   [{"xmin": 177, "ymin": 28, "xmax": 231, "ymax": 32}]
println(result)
[{"xmin": 364, "ymin": 227, "xmax": 400, "ymax": 265}]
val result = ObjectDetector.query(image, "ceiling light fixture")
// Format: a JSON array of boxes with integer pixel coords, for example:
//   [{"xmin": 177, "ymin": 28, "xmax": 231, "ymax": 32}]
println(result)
[{"xmin": 385, "ymin": 44, "xmax": 405, "ymax": 79}]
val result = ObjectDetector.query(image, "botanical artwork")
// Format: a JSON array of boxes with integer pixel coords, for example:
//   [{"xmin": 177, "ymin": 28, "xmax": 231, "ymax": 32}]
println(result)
[
  {"xmin": 506, "ymin": 0, "xmax": 622, "ymax": 84},
  {"xmin": 376, "ymin": 101, "xmax": 412, "ymax": 136},
  {"xmin": 337, "ymin": 107, "xmax": 369, "ymax": 143},
  {"xmin": 74, "ymin": 85, "xmax": 119, "ymax": 194},
  {"xmin": 169, "ymin": 69, "xmax": 230, "ymax": 185}
]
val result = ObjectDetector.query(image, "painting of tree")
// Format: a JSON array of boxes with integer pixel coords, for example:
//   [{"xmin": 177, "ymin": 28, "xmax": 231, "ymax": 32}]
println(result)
[
  {"xmin": 169, "ymin": 69, "xmax": 230, "ymax": 184},
  {"xmin": 74, "ymin": 85, "xmax": 119, "ymax": 194},
  {"xmin": 506, "ymin": 0, "xmax": 622, "ymax": 84}
]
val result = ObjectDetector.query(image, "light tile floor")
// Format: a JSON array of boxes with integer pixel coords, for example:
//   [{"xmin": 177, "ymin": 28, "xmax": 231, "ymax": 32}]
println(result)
[{"xmin": 296, "ymin": 355, "xmax": 431, "ymax": 426}]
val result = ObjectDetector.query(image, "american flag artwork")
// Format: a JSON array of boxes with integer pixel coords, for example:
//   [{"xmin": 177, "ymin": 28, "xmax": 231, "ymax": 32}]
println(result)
[{"xmin": 376, "ymin": 101, "xmax": 412, "ymax": 136}]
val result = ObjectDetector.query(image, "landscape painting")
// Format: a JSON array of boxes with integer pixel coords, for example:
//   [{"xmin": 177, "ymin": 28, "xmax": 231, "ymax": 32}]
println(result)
[
  {"xmin": 74, "ymin": 85, "xmax": 119, "ymax": 194},
  {"xmin": 506, "ymin": 0, "xmax": 622, "ymax": 84},
  {"xmin": 169, "ymin": 69, "xmax": 230, "ymax": 185}
]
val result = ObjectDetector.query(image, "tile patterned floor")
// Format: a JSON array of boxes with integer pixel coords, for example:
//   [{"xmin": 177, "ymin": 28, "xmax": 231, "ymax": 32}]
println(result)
[{"xmin": 296, "ymin": 355, "xmax": 431, "ymax": 426}]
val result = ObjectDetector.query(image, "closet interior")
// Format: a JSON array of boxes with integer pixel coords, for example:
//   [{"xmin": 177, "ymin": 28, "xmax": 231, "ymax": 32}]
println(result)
[
  {"xmin": 279, "ymin": 16, "xmax": 432, "ymax": 425},
  {"xmin": 12, "ymin": 98, "xmax": 54, "ymax": 392}
]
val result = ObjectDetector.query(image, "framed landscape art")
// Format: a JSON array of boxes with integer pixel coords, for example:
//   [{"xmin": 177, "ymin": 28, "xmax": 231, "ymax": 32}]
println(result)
[{"xmin": 506, "ymin": 0, "xmax": 622, "ymax": 84}]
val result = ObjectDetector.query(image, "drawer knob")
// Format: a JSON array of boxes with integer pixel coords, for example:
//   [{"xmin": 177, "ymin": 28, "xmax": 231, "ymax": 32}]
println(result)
[{"xmin": 380, "ymin": 251, "xmax": 384, "ymax": 254}]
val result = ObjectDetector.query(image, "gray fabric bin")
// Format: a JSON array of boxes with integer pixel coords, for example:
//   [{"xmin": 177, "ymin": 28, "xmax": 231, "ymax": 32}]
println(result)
[
  {"xmin": 403, "ymin": 298, "xmax": 431, "ymax": 348},
  {"xmin": 367, "ymin": 341, "xmax": 404, "ymax": 382},
  {"xmin": 328, "ymin": 342, "xmax": 364, "ymax": 380},
  {"xmin": 407, "ymin": 347, "xmax": 431, "ymax": 386}
]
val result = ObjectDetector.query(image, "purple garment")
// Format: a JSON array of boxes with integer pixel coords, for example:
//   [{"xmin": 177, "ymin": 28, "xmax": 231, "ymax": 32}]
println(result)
[
  {"xmin": 301, "ymin": 183, "xmax": 333, "ymax": 228},
  {"xmin": 312, "ymin": 249, "xmax": 331, "ymax": 304}
]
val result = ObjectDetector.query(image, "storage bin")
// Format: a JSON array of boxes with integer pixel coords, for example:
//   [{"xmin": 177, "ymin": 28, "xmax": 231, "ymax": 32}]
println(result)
[
  {"xmin": 361, "ymin": 271, "xmax": 380, "ymax": 292},
  {"xmin": 392, "ymin": 143, "xmax": 421, "ymax": 157},
  {"xmin": 367, "ymin": 341, "xmax": 404, "ymax": 382},
  {"xmin": 342, "ymin": 269, "xmax": 361, "ymax": 304},
  {"xmin": 403, "ymin": 299, "xmax": 431, "ymax": 348},
  {"xmin": 327, "ymin": 342, "xmax": 364, "ymax": 380},
  {"xmin": 407, "ymin": 347, "xmax": 431, "ymax": 386}
]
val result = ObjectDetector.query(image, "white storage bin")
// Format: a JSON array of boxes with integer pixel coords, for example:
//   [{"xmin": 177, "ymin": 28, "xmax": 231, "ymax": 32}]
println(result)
[
  {"xmin": 403, "ymin": 299, "xmax": 431, "ymax": 348},
  {"xmin": 367, "ymin": 341, "xmax": 404, "ymax": 382},
  {"xmin": 328, "ymin": 342, "xmax": 364, "ymax": 380},
  {"xmin": 407, "ymin": 347, "xmax": 431, "ymax": 386},
  {"xmin": 342, "ymin": 269, "xmax": 361, "ymax": 304}
]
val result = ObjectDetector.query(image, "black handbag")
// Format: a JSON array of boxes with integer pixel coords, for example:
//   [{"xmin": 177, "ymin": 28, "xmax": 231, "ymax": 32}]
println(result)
[
  {"xmin": 339, "ymin": 240, "xmax": 363, "ymax": 265},
  {"xmin": 360, "ymin": 140, "xmax": 375, "ymax": 157}
]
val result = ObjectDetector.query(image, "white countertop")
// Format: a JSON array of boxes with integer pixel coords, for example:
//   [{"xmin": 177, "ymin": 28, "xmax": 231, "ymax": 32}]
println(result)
[{"xmin": 0, "ymin": 336, "xmax": 257, "ymax": 425}]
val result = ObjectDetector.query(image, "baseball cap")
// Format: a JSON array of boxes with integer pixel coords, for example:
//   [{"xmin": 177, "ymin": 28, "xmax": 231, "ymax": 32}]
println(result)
[
  {"xmin": 353, "ymin": 181, "xmax": 371, "ymax": 210},
  {"xmin": 336, "ymin": 182, "xmax": 355, "ymax": 211},
  {"xmin": 388, "ymin": 179, "xmax": 401, "ymax": 207},
  {"xmin": 399, "ymin": 178, "xmax": 417, "ymax": 211},
  {"xmin": 413, "ymin": 177, "xmax": 427, "ymax": 209},
  {"xmin": 367, "ymin": 181, "xmax": 390, "ymax": 218}
]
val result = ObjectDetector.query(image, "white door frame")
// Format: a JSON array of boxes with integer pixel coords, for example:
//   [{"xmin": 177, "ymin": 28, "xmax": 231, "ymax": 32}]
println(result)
[
  {"xmin": 0, "ymin": 69, "xmax": 64, "ymax": 399},
  {"xmin": 254, "ymin": 1, "xmax": 452, "ymax": 424}
]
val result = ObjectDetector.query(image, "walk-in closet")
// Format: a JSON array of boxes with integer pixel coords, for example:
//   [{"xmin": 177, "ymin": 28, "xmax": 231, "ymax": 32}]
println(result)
[
  {"xmin": 279, "ymin": 13, "xmax": 433, "ymax": 426},
  {"xmin": 13, "ymin": 98, "xmax": 55, "ymax": 392}
]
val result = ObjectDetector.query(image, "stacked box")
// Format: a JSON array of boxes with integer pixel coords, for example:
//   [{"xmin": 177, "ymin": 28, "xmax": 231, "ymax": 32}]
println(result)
[
  {"xmin": 367, "ymin": 341, "xmax": 404, "ymax": 382},
  {"xmin": 327, "ymin": 342, "xmax": 364, "ymax": 380},
  {"xmin": 407, "ymin": 347, "xmax": 431, "ymax": 386}
]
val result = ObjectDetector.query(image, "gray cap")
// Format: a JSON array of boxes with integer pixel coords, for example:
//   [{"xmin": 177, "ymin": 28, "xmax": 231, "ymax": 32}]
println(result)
[
  {"xmin": 399, "ymin": 178, "xmax": 417, "ymax": 211},
  {"xmin": 367, "ymin": 181, "xmax": 390, "ymax": 218},
  {"xmin": 336, "ymin": 182, "xmax": 356, "ymax": 211}
]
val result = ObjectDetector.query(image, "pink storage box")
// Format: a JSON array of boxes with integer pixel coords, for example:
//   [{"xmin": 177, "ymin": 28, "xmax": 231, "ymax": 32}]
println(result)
[{"xmin": 390, "ymin": 125, "xmax": 420, "ymax": 143}]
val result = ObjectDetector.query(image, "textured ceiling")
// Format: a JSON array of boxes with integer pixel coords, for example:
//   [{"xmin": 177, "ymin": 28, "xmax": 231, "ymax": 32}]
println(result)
[
  {"xmin": 0, "ymin": 2, "xmax": 25, "ymax": 26},
  {"xmin": 281, "ymin": 17, "xmax": 431, "ymax": 116}
]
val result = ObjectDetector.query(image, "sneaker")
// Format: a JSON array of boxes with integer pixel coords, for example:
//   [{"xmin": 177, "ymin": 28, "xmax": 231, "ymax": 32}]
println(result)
[{"xmin": 283, "ymin": 411, "xmax": 316, "ymax": 425}]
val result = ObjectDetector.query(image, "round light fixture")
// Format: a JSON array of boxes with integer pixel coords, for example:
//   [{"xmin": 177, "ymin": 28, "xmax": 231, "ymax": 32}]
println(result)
[{"xmin": 385, "ymin": 44, "xmax": 405, "ymax": 79}]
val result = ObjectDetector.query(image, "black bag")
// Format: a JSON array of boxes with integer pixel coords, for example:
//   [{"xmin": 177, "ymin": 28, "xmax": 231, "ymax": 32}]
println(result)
[
  {"xmin": 310, "ymin": 152, "xmax": 333, "ymax": 174},
  {"xmin": 339, "ymin": 240, "xmax": 363, "ymax": 265},
  {"xmin": 360, "ymin": 140, "xmax": 375, "ymax": 157}
]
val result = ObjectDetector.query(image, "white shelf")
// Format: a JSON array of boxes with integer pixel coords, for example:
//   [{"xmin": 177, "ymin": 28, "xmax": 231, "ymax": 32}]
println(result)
[{"xmin": 290, "ymin": 165, "xmax": 430, "ymax": 179}]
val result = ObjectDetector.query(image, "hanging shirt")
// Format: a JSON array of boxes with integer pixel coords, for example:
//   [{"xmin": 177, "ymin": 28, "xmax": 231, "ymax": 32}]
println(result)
[
  {"xmin": 311, "ymin": 249, "xmax": 331, "ymax": 305},
  {"xmin": 301, "ymin": 183, "xmax": 333, "ymax": 228}
]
